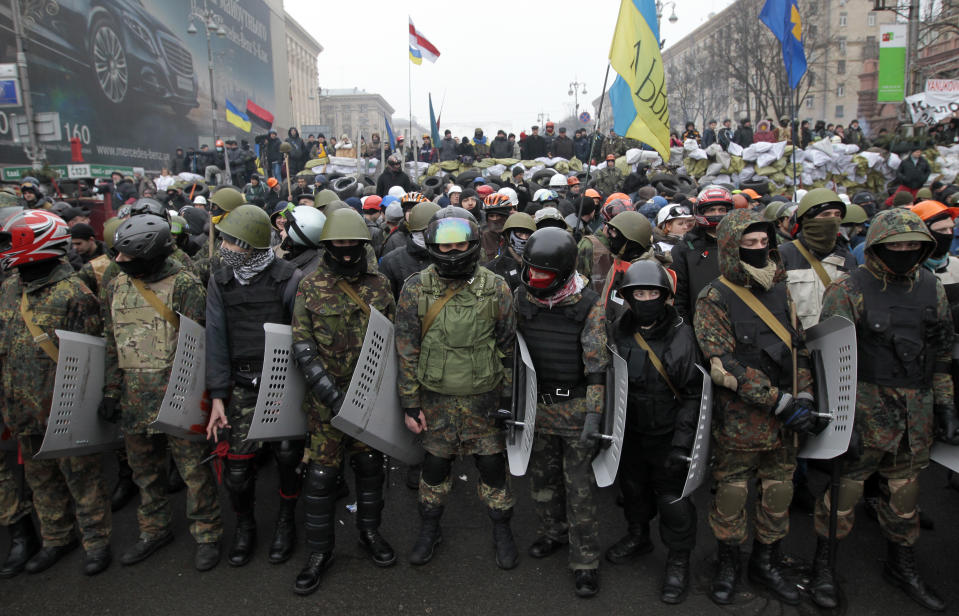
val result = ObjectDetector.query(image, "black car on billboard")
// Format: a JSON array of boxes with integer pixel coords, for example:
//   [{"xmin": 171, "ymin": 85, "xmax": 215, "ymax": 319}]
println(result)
[{"xmin": 0, "ymin": 0, "xmax": 199, "ymax": 113}]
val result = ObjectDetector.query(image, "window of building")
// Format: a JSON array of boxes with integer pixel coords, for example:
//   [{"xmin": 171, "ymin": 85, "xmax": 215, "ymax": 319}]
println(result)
[
  {"xmin": 837, "ymin": 83, "xmax": 845, "ymax": 97},
  {"xmin": 806, "ymin": 95, "xmax": 815, "ymax": 109},
  {"xmin": 808, "ymin": 70, "xmax": 816, "ymax": 87},
  {"xmin": 868, "ymin": 12, "xmax": 876, "ymax": 27},
  {"xmin": 835, "ymin": 105, "xmax": 844, "ymax": 118},
  {"xmin": 839, "ymin": 12, "xmax": 847, "ymax": 27},
  {"xmin": 838, "ymin": 37, "xmax": 847, "ymax": 56},
  {"xmin": 837, "ymin": 60, "xmax": 846, "ymax": 74}
]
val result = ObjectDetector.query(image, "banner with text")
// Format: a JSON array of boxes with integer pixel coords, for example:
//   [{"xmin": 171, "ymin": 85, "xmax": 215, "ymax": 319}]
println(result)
[
  {"xmin": 877, "ymin": 24, "xmax": 906, "ymax": 102},
  {"xmin": 906, "ymin": 90, "xmax": 959, "ymax": 126}
]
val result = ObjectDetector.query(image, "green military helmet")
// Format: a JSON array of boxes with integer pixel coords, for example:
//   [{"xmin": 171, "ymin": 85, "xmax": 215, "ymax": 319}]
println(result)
[
  {"xmin": 319, "ymin": 207, "xmax": 371, "ymax": 242},
  {"xmin": 215, "ymin": 204, "xmax": 272, "ymax": 249},
  {"xmin": 797, "ymin": 187, "xmax": 845, "ymax": 219},
  {"xmin": 763, "ymin": 201, "xmax": 791, "ymax": 222},
  {"xmin": 916, "ymin": 187, "xmax": 933, "ymax": 201},
  {"xmin": 503, "ymin": 212, "xmax": 536, "ymax": 234},
  {"xmin": 842, "ymin": 203, "xmax": 868, "ymax": 225},
  {"xmin": 103, "ymin": 217, "xmax": 123, "ymax": 251},
  {"xmin": 315, "ymin": 189, "xmax": 339, "ymax": 210},
  {"xmin": 209, "ymin": 186, "xmax": 245, "ymax": 212},
  {"xmin": 408, "ymin": 202, "xmax": 442, "ymax": 232},
  {"xmin": 607, "ymin": 210, "xmax": 652, "ymax": 250}
]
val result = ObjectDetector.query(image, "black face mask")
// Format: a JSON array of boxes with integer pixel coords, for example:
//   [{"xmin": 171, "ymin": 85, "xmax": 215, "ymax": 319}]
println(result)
[
  {"xmin": 608, "ymin": 232, "xmax": 627, "ymax": 256},
  {"xmin": 621, "ymin": 241, "xmax": 646, "ymax": 262},
  {"xmin": 705, "ymin": 214, "xmax": 726, "ymax": 226},
  {"xmin": 739, "ymin": 246, "xmax": 769, "ymax": 268},
  {"xmin": 323, "ymin": 243, "xmax": 366, "ymax": 276},
  {"xmin": 931, "ymin": 230, "xmax": 953, "ymax": 258},
  {"xmin": 873, "ymin": 244, "xmax": 923, "ymax": 275},
  {"xmin": 117, "ymin": 255, "xmax": 166, "ymax": 278},
  {"xmin": 16, "ymin": 259, "xmax": 60, "ymax": 282},
  {"xmin": 626, "ymin": 295, "xmax": 667, "ymax": 327}
]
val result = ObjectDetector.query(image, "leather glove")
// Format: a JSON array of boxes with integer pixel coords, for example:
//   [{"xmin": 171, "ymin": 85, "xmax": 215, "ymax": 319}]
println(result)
[
  {"xmin": 664, "ymin": 447, "xmax": 691, "ymax": 473},
  {"xmin": 778, "ymin": 394, "xmax": 817, "ymax": 435},
  {"xmin": 97, "ymin": 397, "xmax": 120, "ymax": 424},
  {"xmin": 579, "ymin": 412, "xmax": 602, "ymax": 444},
  {"xmin": 934, "ymin": 405, "xmax": 959, "ymax": 446}
]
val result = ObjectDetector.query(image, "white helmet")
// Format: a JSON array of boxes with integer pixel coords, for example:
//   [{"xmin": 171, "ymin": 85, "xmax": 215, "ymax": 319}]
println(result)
[
  {"xmin": 388, "ymin": 185, "xmax": 406, "ymax": 198},
  {"xmin": 548, "ymin": 173, "xmax": 568, "ymax": 188},
  {"xmin": 655, "ymin": 202, "xmax": 694, "ymax": 227},
  {"xmin": 285, "ymin": 205, "xmax": 327, "ymax": 247},
  {"xmin": 193, "ymin": 195, "xmax": 207, "ymax": 206},
  {"xmin": 497, "ymin": 187, "xmax": 519, "ymax": 206},
  {"xmin": 533, "ymin": 206, "xmax": 567, "ymax": 229}
]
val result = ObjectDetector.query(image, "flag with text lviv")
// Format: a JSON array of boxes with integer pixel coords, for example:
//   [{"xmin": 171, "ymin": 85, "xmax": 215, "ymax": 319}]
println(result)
[{"xmin": 608, "ymin": 0, "xmax": 669, "ymax": 162}]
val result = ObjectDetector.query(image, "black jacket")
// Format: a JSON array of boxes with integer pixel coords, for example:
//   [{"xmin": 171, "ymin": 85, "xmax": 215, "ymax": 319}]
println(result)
[
  {"xmin": 733, "ymin": 126, "xmax": 753, "ymax": 147},
  {"xmin": 896, "ymin": 156, "xmax": 931, "ymax": 190},
  {"xmin": 489, "ymin": 136, "xmax": 512, "ymax": 158},
  {"xmin": 718, "ymin": 127, "xmax": 734, "ymax": 149},
  {"xmin": 702, "ymin": 128, "xmax": 717, "ymax": 148},
  {"xmin": 670, "ymin": 228, "xmax": 719, "ymax": 323},
  {"xmin": 551, "ymin": 135, "xmax": 575, "ymax": 159},
  {"xmin": 484, "ymin": 250, "xmax": 523, "ymax": 292},
  {"xmin": 375, "ymin": 168, "xmax": 412, "ymax": 196},
  {"xmin": 525, "ymin": 134, "xmax": 547, "ymax": 159},
  {"xmin": 573, "ymin": 136, "xmax": 590, "ymax": 162},
  {"xmin": 379, "ymin": 238, "xmax": 430, "ymax": 298}
]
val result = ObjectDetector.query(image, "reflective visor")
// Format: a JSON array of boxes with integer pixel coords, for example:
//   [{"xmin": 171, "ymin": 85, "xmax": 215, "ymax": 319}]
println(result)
[{"xmin": 433, "ymin": 218, "xmax": 473, "ymax": 244}]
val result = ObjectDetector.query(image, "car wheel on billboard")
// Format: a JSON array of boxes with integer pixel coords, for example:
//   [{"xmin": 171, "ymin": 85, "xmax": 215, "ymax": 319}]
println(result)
[{"xmin": 90, "ymin": 18, "xmax": 128, "ymax": 105}]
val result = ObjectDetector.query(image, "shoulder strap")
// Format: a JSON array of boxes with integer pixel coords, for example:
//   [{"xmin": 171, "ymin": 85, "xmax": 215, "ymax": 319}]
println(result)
[
  {"xmin": 19, "ymin": 291, "xmax": 59, "ymax": 362},
  {"xmin": 632, "ymin": 331, "xmax": 681, "ymax": 400},
  {"xmin": 717, "ymin": 276, "xmax": 792, "ymax": 349},
  {"xmin": 421, "ymin": 284, "xmax": 463, "ymax": 337},
  {"xmin": 335, "ymin": 279, "xmax": 371, "ymax": 317},
  {"xmin": 130, "ymin": 279, "xmax": 179, "ymax": 328},
  {"xmin": 791, "ymin": 239, "xmax": 832, "ymax": 287}
]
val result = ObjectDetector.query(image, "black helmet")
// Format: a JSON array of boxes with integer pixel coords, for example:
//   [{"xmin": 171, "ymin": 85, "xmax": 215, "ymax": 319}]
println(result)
[
  {"xmin": 113, "ymin": 215, "xmax": 174, "ymax": 260},
  {"xmin": 50, "ymin": 201, "xmax": 73, "ymax": 219},
  {"xmin": 619, "ymin": 260, "xmax": 674, "ymax": 298},
  {"xmin": 130, "ymin": 198, "xmax": 170, "ymax": 221},
  {"xmin": 521, "ymin": 227, "xmax": 577, "ymax": 298},
  {"xmin": 425, "ymin": 206, "xmax": 481, "ymax": 279}
]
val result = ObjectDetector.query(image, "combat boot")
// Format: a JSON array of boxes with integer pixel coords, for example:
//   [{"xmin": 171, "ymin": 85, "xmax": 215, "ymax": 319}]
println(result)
[
  {"xmin": 25, "ymin": 539, "xmax": 79, "ymax": 574},
  {"xmin": 228, "ymin": 512, "xmax": 257, "ymax": 567},
  {"xmin": 489, "ymin": 507, "xmax": 518, "ymax": 570},
  {"xmin": 268, "ymin": 498, "xmax": 297, "ymax": 564},
  {"xmin": 409, "ymin": 504, "xmax": 443, "ymax": 565},
  {"xmin": 809, "ymin": 536, "xmax": 839, "ymax": 609},
  {"xmin": 661, "ymin": 549, "xmax": 691, "ymax": 604},
  {"xmin": 293, "ymin": 551, "xmax": 334, "ymax": 596},
  {"xmin": 710, "ymin": 541, "xmax": 739, "ymax": 605},
  {"xmin": 605, "ymin": 524, "xmax": 653, "ymax": 564},
  {"xmin": 354, "ymin": 464, "xmax": 395, "ymax": 567},
  {"xmin": 0, "ymin": 516, "xmax": 41, "ymax": 578},
  {"xmin": 747, "ymin": 539, "xmax": 799, "ymax": 605},
  {"xmin": 883, "ymin": 541, "xmax": 945, "ymax": 612}
]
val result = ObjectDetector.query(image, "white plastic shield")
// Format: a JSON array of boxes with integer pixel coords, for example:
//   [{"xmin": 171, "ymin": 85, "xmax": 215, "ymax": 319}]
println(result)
[
  {"xmin": 246, "ymin": 324, "xmax": 308, "ymax": 442},
  {"xmin": 507, "ymin": 332, "xmax": 537, "ymax": 476},
  {"xmin": 591, "ymin": 347, "xmax": 628, "ymax": 488},
  {"xmin": 674, "ymin": 364, "xmax": 713, "ymax": 501},
  {"xmin": 799, "ymin": 316, "xmax": 857, "ymax": 460},
  {"xmin": 331, "ymin": 307, "xmax": 424, "ymax": 465},
  {"xmin": 151, "ymin": 315, "xmax": 207, "ymax": 441},
  {"xmin": 34, "ymin": 331, "xmax": 121, "ymax": 459},
  {"xmin": 931, "ymin": 443, "xmax": 959, "ymax": 473}
]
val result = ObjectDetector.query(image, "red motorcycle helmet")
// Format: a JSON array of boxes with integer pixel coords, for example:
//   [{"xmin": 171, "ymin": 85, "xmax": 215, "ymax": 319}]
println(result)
[
  {"xmin": 0, "ymin": 209, "xmax": 71, "ymax": 270},
  {"xmin": 694, "ymin": 186, "xmax": 733, "ymax": 228}
]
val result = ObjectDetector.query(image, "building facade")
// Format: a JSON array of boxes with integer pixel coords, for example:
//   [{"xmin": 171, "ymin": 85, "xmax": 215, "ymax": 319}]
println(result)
[
  {"xmin": 318, "ymin": 88, "xmax": 396, "ymax": 143},
  {"xmin": 284, "ymin": 12, "xmax": 323, "ymax": 133}
]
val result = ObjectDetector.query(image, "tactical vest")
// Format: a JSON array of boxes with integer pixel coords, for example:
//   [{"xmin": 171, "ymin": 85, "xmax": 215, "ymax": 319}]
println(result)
[
  {"xmin": 588, "ymin": 235, "xmax": 613, "ymax": 293},
  {"xmin": 90, "ymin": 254, "xmax": 110, "ymax": 286},
  {"xmin": 110, "ymin": 273, "xmax": 178, "ymax": 371},
  {"xmin": 713, "ymin": 280, "xmax": 795, "ymax": 387},
  {"xmin": 215, "ymin": 259, "xmax": 297, "ymax": 368},
  {"xmin": 515, "ymin": 287, "xmax": 598, "ymax": 387},
  {"xmin": 616, "ymin": 330, "xmax": 680, "ymax": 434},
  {"xmin": 416, "ymin": 266, "xmax": 503, "ymax": 395},
  {"xmin": 851, "ymin": 268, "xmax": 940, "ymax": 387}
]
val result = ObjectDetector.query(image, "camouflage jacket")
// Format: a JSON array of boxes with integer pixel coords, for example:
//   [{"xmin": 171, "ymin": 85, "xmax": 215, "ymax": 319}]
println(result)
[
  {"xmin": 76, "ymin": 253, "xmax": 113, "ymax": 295},
  {"xmin": 0, "ymin": 262, "xmax": 102, "ymax": 436},
  {"xmin": 102, "ymin": 259, "xmax": 206, "ymax": 433},
  {"xmin": 291, "ymin": 261, "xmax": 395, "ymax": 428},
  {"xmin": 821, "ymin": 208, "xmax": 953, "ymax": 454},
  {"xmin": 694, "ymin": 209, "xmax": 812, "ymax": 451},
  {"xmin": 576, "ymin": 232, "xmax": 613, "ymax": 293}
]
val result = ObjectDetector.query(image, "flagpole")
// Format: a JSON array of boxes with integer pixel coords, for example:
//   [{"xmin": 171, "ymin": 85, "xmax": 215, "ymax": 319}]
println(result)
[
  {"xmin": 408, "ymin": 55, "xmax": 413, "ymax": 163},
  {"xmin": 574, "ymin": 63, "xmax": 612, "ymax": 242},
  {"xmin": 791, "ymin": 85, "xmax": 798, "ymax": 198}
]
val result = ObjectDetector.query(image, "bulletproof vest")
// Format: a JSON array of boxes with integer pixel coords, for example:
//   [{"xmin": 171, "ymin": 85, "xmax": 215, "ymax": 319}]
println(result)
[
  {"xmin": 588, "ymin": 235, "xmax": 613, "ymax": 293},
  {"xmin": 90, "ymin": 254, "xmax": 111, "ymax": 286},
  {"xmin": 851, "ymin": 267, "xmax": 940, "ymax": 387},
  {"xmin": 515, "ymin": 287, "xmax": 598, "ymax": 387},
  {"xmin": 616, "ymin": 329, "xmax": 680, "ymax": 434},
  {"xmin": 215, "ymin": 258, "xmax": 297, "ymax": 368},
  {"xmin": 416, "ymin": 266, "xmax": 503, "ymax": 395},
  {"xmin": 713, "ymin": 280, "xmax": 795, "ymax": 387},
  {"xmin": 110, "ymin": 272, "xmax": 178, "ymax": 371}
]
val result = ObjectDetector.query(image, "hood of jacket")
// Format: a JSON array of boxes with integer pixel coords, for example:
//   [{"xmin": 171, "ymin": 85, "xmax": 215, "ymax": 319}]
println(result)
[
  {"xmin": 716, "ymin": 208, "xmax": 785, "ymax": 286},
  {"xmin": 863, "ymin": 207, "xmax": 935, "ymax": 280}
]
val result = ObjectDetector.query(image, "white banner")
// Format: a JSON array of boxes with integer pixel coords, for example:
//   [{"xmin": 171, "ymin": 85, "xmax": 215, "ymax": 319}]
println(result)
[{"xmin": 906, "ymin": 91, "xmax": 959, "ymax": 126}]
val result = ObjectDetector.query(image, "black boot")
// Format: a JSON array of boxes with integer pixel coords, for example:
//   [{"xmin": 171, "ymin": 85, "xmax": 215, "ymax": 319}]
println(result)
[
  {"xmin": 605, "ymin": 524, "xmax": 653, "ymax": 564},
  {"xmin": 883, "ymin": 541, "xmax": 945, "ymax": 612},
  {"xmin": 354, "ymin": 457, "xmax": 395, "ymax": 567},
  {"xmin": 810, "ymin": 536, "xmax": 839, "ymax": 609},
  {"xmin": 83, "ymin": 546, "xmax": 111, "ymax": 576},
  {"xmin": 120, "ymin": 530, "xmax": 174, "ymax": 565},
  {"xmin": 228, "ymin": 511, "xmax": 257, "ymax": 567},
  {"xmin": 489, "ymin": 507, "xmax": 518, "ymax": 570},
  {"xmin": 747, "ymin": 539, "xmax": 799, "ymax": 605},
  {"xmin": 0, "ymin": 516, "xmax": 41, "ymax": 578},
  {"xmin": 226, "ymin": 461, "xmax": 257, "ymax": 567},
  {"xmin": 710, "ymin": 541, "xmax": 739, "ymax": 605},
  {"xmin": 293, "ymin": 550, "xmax": 334, "ymax": 596},
  {"xmin": 25, "ymin": 539, "xmax": 79, "ymax": 574},
  {"xmin": 409, "ymin": 503, "xmax": 443, "ymax": 565},
  {"xmin": 575, "ymin": 569, "xmax": 599, "ymax": 598},
  {"xmin": 268, "ymin": 497, "xmax": 297, "ymax": 564},
  {"xmin": 661, "ymin": 549, "xmax": 691, "ymax": 604}
]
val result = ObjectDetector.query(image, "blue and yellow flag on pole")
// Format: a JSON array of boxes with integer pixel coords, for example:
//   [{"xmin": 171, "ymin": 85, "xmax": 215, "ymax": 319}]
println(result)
[
  {"xmin": 225, "ymin": 99, "xmax": 251, "ymax": 132},
  {"xmin": 759, "ymin": 0, "xmax": 807, "ymax": 89},
  {"xmin": 608, "ymin": 0, "xmax": 669, "ymax": 162}
]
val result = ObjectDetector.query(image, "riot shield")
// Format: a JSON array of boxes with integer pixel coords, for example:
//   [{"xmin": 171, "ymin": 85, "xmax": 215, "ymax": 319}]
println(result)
[
  {"xmin": 591, "ymin": 346, "xmax": 628, "ymax": 487},
  {"xmin": 151, "ymin": 315, "xmax": 208, "ymax": 441},
  {"xmin": 34, "ymin": 331, "xmax": 122, "ymax": 459},
  {"xmin": 674, "ymin": 364, "xmax": 713, "ymax": 501},
  {"xmin": 246, "ymin": 324, "xmax": 308, "ymax": 443},
  {"xmin": 331, "ymin": 307, "xmax": 424, "ymax": 465},
  {"xmin": 931, "ymin": 443, "xmax": 959, "ymax": 473},
  {"xmin": 799, "ymin": 316, "xmax": 857, "ymax": 460},
  {"xmin": 506, "ymin": 332, "xmax": 537, "ymax": 476}
]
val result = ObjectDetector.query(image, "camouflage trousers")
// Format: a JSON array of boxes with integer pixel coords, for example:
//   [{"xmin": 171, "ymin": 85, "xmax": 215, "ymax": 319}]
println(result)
[
  {"xmin": 0, "ymin": 452, "xmax": 32, "ymax": 526},
  {"xmin": 528, "ymin": 433, "xmax": 600, "ymax": 569},
  {"xmin": 225, "ymin": 385, "xmax": 259, "ymax": 456},
  {"xmin": 814, "ymin": 444, "xmax": 929, "ymax": 546},
  {"xmin": 709, "ymin": 443, "xmax": 796, "ymax": 545},
  {"xmin": 124, "ymin": 433, "xmax": 222, "ymax": 544},
  {"xmin": 307, "ymin": 419, "xmax": 371, "ymax": 467},
  {"xmin": 18, "ymin": 435, "xmax": 111, "ymax": 551}
]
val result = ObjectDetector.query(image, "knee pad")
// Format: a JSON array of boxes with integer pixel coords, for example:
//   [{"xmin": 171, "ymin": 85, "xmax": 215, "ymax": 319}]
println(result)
[
  {"xmin": 421, "ymin": 453, "xmax": 453, "ymax": 486},
  {"xmin": 888, "ymin": 477, "xmax": 919, "ymax": 517},
  {"xmin": 832, "ymin": 477, "xmax": 864, "ymax": 514},
  {"xmin": 474, "ymin": 453, "xmax": 507, "ymax": 490},
  {"xmin": 715, "ymin": 481, "xmax": 748, "ymax": 518},
  {"xmin": 273, "ymin": 439, "xmax": 304, "ymax": 469},
  {"xmin": 657, "ymin": 496, "xmax": 694, "ymax": 529},
  {"xmin": 304, "ymin": 463, "xmax": 340, "ymax": 496},
  {"xmin": 349, "ymin": 451, "xmax": 383, "ymax": 479},
  {"xmin": 224, "ymin": 459, "xmax": 255, "ymax": 494},
  {"xmin": 760, "ymin": 479, "xmax": 793, "ymax": 516}
]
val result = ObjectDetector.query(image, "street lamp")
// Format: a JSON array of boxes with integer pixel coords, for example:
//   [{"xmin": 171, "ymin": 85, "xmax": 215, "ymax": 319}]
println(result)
[
  {"xmin": 656, "ymin": 0, "xmax": 679, "ymax": 46},
  {"xmin": 568, "ymin": 79, "xmax": 588, "ymax": 115},
  {"xmin": 187, "ymin": 1, "xmax": 227, "ymax": 143}
]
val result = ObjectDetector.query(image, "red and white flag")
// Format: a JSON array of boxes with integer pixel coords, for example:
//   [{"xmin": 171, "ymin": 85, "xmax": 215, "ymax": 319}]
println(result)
[{"xmin": 409, "ymin": 17, "xmax": 440, "ymax": 64}]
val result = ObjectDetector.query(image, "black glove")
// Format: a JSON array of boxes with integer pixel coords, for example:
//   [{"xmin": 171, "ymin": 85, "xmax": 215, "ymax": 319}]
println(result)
[
  {"xmin": 934, "ymin": 404, "xmax": 959, "ymax": 446},
  {"xmin": 97, "ymin": 397, "xmax": 120, "ymax": 424},
  {"xmin": 664, "ymin": 447, "xmax": 691, "ymax": 473},
  {"xmin": 780, "ymin": 394, "xmax": 816, "ymax": 435},
  {"xmin": 580, "ymin": 412, "xmax": 602, "ymax": 444}
]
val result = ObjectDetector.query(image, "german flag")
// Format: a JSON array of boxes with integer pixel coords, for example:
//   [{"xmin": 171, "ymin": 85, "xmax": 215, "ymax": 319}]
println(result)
[{"xmin": 246, "ymin": 99, "xmax": 274, "ymax": 130}]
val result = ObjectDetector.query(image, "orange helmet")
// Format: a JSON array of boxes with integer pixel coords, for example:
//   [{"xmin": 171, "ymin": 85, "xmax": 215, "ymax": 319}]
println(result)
[
  {"xmin": 741, "ymin": 188, "xmax": 761, "ymax": 200},
  {"xmin": 584, "ymin": 188, "xmax": 601, "ymax": 200},
  {"xmin": 567, "ymin": 176, "xmax": 580, "ymax": 186},
  {"xmin": 732, "ymin": 194, "xmax": 749, "ymax": 209},
  {"xmin": 215, "ymin": 139, "xmax": 225, "ymax": 147},
  {"xmin": 483, "ymin": 193, "xmax": 513, "ymax": 212},
  {"xmin": 400, "ymin": 191, "xmax": 430, "ymax": 206},
  {"xmin": 910, "ymin": 200, "xmax": 959, "ymax": 222},
  {"xmin": 604, "ymin": 192, "xmax": 632, "ymax": 208},
  {"xmin": 605, "ymin": 154, "xmax": 616, "ymax": 161}
]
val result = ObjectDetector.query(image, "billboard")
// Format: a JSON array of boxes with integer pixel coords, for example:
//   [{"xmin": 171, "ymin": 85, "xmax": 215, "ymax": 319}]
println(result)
[
  {"xmin": 0, "ymin": 0, "xmax": 278, "ymax": 172},
  {"xmin": 877, "ymin": 24, "xmax": 907, "ymax": 103}
]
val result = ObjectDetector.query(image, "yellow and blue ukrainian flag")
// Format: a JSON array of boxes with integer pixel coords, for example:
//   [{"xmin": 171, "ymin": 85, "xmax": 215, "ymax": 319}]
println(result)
[
  {"xmin": 225, "ymin": 99, "xmax": 251, "ymax": 132},
  {"xmin": 759, "ymin": 0, "xmax": 807, "ymax": 89}
]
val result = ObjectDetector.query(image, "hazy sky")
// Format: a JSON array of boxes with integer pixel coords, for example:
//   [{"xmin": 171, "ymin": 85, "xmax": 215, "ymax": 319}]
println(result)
[{"xmin": 284, "ymin": 0, "xmax": 735, "ymax": 137}]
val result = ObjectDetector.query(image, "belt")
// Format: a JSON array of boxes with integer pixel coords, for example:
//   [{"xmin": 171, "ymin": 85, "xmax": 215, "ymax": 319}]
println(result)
[
  {"xmin": 537, "ymin": 385, "xmax": 587, "ymax": 406},
  {"xmin": 233, "ymin": 370, "xmax": 261, "ymax": 390},
  {"xmin": 232, "ymin": 360, "xmax": 263, "ymax": 374}
]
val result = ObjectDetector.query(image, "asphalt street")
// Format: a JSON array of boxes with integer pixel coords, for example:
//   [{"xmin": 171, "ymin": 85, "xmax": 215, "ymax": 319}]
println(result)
[{"xmin": 2, "ymin": 450, "xmax": 958, "ymax": 616}]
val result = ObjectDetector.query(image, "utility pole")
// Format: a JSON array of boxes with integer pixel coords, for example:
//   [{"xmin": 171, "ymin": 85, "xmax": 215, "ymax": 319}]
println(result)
[
  {"xmin": 904, "ymin": 0, "xmax": 921, "ymax": 97},
  {"xmin": 11, "ymin": 0, "xmax": 44, "ymax": 169}
]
